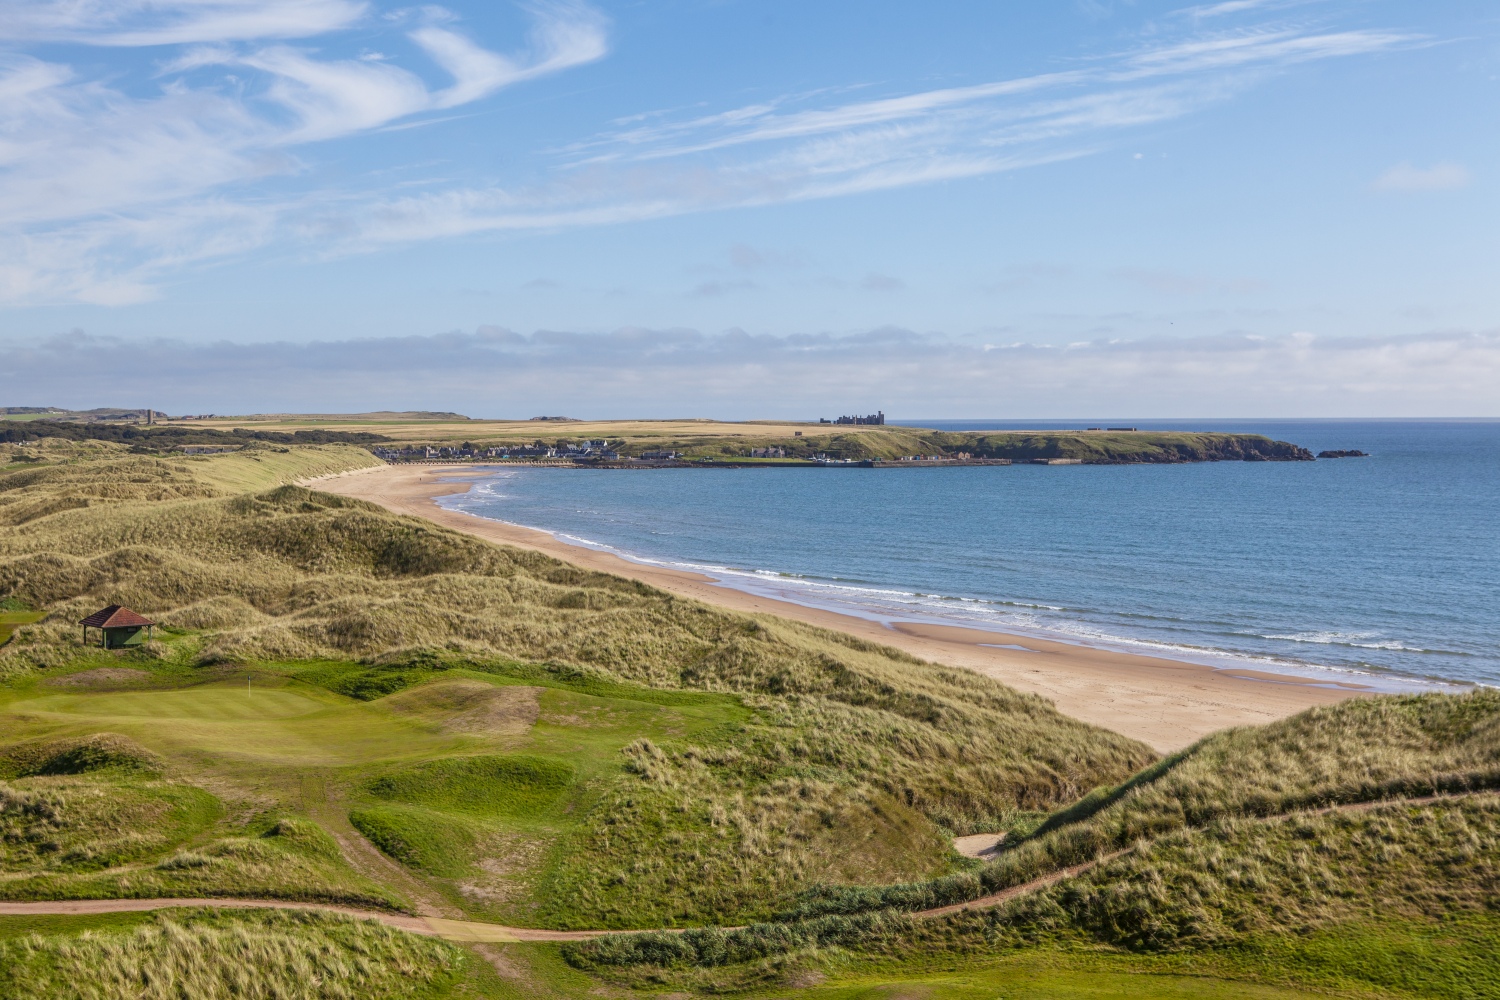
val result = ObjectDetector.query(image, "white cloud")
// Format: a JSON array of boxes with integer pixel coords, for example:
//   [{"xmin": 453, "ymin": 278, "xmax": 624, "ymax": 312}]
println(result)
[
  {"xmin": 1176, "ymin": 1, "xmax": 1321, "ymax": 22},
  {"xmin": 239, "ymin": 46, "xmax": 436, "ymax": 141},
  {"xmin": 0, "ymin": 0, "xmax": 369, "ymax": 46},
  {"xmin": 319, "ymin": 21, "xmax": 1409, "ymax": 253},
  {"xmin": 0, "ymin": 2, "xmax": 609, "ymax": 305},
  {"xmin": 5, "ymin": 327, "xmax": 1497, "ymax": 418},
  {"xmin": 1371, "ymin": 162, "xmax": 1472, "ymax": 192},
  {"xmin": 413, "ymin": 3, "xmax": 606, "ymax": 108},
  {"xmin": 0, "ymin": 3, "xmax": 1423, "ymax": 306}
]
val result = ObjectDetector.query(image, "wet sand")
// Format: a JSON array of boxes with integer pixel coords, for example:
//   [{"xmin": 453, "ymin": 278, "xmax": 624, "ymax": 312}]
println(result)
[{"xmin": 309, "ymin": 463, "xmax": 1365, "ymax": 752}]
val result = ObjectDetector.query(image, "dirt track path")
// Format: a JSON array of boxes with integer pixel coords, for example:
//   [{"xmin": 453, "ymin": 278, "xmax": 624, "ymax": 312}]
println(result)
[
  {"xmin": 0, "ymin": 897, "xmax": 609, "ymax": 942},
  {"xmin": 0, "ymin": 793, "xmax": 1464, "ymax": 943}
]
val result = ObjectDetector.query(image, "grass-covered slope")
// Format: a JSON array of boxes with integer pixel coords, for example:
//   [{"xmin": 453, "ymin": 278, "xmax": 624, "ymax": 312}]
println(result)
[
  {"xmin": 4, "ymin": 442, "xmax": 1497, "ymax": 998},
  {"xmin": 0, "ymin": 909, "xmax": 462, "ymax": 1000},
  {"xmin": 0, "ymin": 729, "xmax": 399, "ymax": 909},
  {"xmin": 566, "ymin": 691, "xmax": 1500, "ymax": 990},
  {"xmin": 0, "ymin": 446, "xmax": 1153, "ymax": 928}
]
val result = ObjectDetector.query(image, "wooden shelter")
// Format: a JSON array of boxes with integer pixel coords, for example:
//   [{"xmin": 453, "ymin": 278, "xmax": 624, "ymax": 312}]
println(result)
[{"xmin": 80, "ymin": 605, "xmax": 156, "ymax": 649}]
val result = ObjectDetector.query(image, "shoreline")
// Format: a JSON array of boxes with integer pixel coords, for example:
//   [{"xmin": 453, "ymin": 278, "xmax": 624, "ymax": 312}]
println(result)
[{"xmin": 311, "ymin": 463, "xmax": 1368, "ymax": 752}]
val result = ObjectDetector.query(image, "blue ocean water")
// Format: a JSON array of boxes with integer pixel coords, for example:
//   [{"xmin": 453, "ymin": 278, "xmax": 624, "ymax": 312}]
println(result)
[{"xmin": 438, "ymin": 421, "xmax": 1500, "ymax": 689}]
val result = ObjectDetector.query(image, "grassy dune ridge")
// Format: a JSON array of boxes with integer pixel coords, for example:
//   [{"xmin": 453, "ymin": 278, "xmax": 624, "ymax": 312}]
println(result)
[
  {"xmin": 564, "ymin": 692, "xmax": 1500, "ymax": 986},
  {"xmin": 0, "ymin": 443, "xmax": 1152, "ymax": 930},
  {"xmin": 568, "ymin": 795, "xmax": 1500, "ymax": 996},
  {"xmin": 773, "ymin": 691, "xmax": 1500, "ymax": 920},
  {"xmin": 6, "ymin": 440, "xmax": 1498, "ymax": 997},
  {"xmin": 0, "ymin": 908, "xmax": 462, "ymax": 1000},
  {"xmin": 0, "ymin": 737, "xmax": 400, "ymax": 909}
]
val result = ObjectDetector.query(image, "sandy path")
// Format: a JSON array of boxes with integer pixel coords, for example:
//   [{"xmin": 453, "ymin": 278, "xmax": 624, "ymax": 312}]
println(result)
[
  {"xmin": 0, "ymin": 898, "xmax": 609, "ymax": 942},
  {"xmin": 309, "ymin": 463, "xmax": 1363, "ymax": 752}
]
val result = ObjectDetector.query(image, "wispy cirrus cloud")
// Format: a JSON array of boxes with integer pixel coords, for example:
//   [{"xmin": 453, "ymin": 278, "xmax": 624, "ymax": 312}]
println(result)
[
  {"xmin": 0, "ymin": 0, "xmax": 369, "ymax": 46},
  {"xmin": 1371, "ymin": 162, "xmax": 1472, "ymax": 192},
  {"xmin": 320, "ymin": 20, "xmax": 1416, "ymax": 252},
  {"xmin": 0, "ymin": 1, "xmax": 609, "ymax": 304},
  {"xmin": 0, "ymin": 2, "xmax": 1419, "ymax": 306},
  {"xmin": 1176, "ymin": 0, "xmax": 1320, "ymax": 21}
]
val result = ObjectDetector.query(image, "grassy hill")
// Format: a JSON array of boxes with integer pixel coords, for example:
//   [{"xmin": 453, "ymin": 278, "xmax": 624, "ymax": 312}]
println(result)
[
  {"xmin": 2, "ymin": 441, "xmax": 1491, "ymax": 998},
  {"xmin": 568, "ymin": 692, "xmax": 1500, "ymax": 994},
  {"xmin": 0, "ymin": 446, "xmax": 1147, "ymax": 929}
]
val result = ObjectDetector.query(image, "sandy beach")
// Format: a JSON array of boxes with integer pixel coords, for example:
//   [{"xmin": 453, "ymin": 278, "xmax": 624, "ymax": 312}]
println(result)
[{"xmin": 311, "ymin": 463, "xmax": 1365, "ymax": 752}]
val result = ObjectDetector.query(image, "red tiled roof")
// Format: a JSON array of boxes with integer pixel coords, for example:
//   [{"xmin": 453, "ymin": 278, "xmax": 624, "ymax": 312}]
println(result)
[{"xmin": 79, "ymin": 605, "xmax": 156, "ymax": 629}]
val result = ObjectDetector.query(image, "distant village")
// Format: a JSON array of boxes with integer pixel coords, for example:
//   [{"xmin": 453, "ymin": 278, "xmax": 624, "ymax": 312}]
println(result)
[{"xmin": 371, "ymin": 440, "xmax": 628, "ymax": 462}]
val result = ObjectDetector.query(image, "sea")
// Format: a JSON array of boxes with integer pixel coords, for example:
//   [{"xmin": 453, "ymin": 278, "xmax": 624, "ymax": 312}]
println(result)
[{"xmin": 436, "ymin": 420, "xmax": 1500, "ymax": 691}]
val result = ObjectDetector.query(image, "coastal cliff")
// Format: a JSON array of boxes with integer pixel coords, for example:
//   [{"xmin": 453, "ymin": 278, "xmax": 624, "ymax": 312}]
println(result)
[{"xmin": 936, "ymin": 431, "xmax": 1315, "ymax": 464}]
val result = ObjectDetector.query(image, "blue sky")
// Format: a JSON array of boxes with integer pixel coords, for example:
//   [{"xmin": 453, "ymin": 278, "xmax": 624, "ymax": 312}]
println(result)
[{"xmin": 1, "ymin": 0, "xmax": 1497, "ymax": 418}]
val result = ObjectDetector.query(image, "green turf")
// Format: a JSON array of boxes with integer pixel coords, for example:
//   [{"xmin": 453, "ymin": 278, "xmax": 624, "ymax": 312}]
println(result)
[
  {"xmin": 563, "ymin": 913, "xmax": 1500, "ymax": 998},
  {"xmin": 0, "ymin": 911, "xmax": 157, "ymax": 940},
  {"xmin": 3, "ymin": 679, "xmax": 474, "ymax": 768},
  {"xmin": 350, "ymin": 803, "xmax": 484, "ymax": 879},
  {"xmin": 367, "ymin": 755, "xmax": 575, "ymax": 819},
  {"xmin": 778, "ymin": 966, "xmax": 1332, "ymax": 1000},
  {"xmin": 0, "ymin": 610, "xmax": 43, "ymax": 646}
]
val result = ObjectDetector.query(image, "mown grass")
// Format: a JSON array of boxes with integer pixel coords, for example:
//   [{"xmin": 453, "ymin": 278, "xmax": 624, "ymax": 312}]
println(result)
[
  {"xmin": 708, "ymin": 912, "xmax": 1500, "ymax": 999},
  {"xmin": 350, "ymin": 804, "xmax": 486, "ymax": 880},
  {"xmin": 1, "ymin": 609, "xmax": 44, "ymax": 647},
  {"xmin": 0, "ymin": 908, "xmax": 462, "ymax": 1000},
  {"xmin": 365, "ymin": 754, "xmax": 575, "ymax": 819}
]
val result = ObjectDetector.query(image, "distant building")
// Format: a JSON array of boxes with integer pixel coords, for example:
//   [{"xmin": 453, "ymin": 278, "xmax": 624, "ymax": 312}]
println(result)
[
  {"xmin": 821, "ymin": 411, "xmax": 885, "ymax": 426},
  {"xmin": 80, "ymin": 605, "xmax": 156, "ymax": 649}
]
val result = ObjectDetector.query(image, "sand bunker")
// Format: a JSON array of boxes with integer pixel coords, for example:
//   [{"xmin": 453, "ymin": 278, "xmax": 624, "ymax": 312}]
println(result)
[
  {"xmin": 953, "ymin": 833, "xmax": 1006, "ymax": 860},
  {"xmin": 49, "ymin": 668, "xmax": 151, "ymax": 688}
]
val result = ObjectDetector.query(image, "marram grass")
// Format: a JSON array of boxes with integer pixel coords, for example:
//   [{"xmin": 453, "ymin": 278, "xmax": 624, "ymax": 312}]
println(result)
[
  {"xmin": 0, "ymin": 908, "xmax": 460, "ymax": 1000},
  {"xmin": 0, "ymin": 446, "xmax": 1153, "ymax": 841}
]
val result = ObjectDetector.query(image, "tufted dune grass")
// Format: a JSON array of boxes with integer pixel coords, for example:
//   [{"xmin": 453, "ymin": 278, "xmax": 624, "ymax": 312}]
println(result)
[
  {"xmin": 0, "ymin": 443, "xmax": 1153, "ymax": 929},
  {"xmin": 565, "ymin": 691, "xmax": 1500, "ymax": 994},
  {"xmin": 0, "ymin": 908, "xmax": 463, "ymax": 1000},
  {"xmin": 8, "ymin": 440, "xmax": 1497, "ymax": 997}
]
